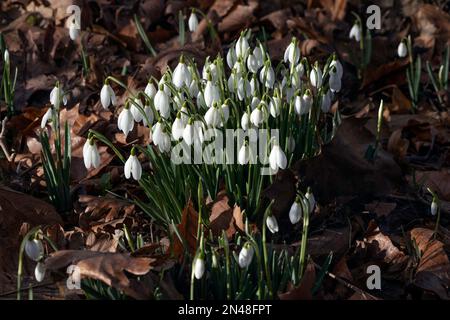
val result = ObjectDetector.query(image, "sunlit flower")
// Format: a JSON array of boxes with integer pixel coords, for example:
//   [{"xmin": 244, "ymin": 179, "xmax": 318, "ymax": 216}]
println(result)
[
  {"xmin": 153, "ymin": 121, "xmax": 170, "ymax": 152},
  {"xmin": 260, "ymin": 64, "xmax": 275, "ymax": 88},
  {"xmin": 241, "ymin": 112, "xmax": 250, "ymax": 130},
  {"xmin": 41, "ymin": 108, "xmax": 52, "ymax": 129},
  {"xmin": 204, "ymin": 79, "xmax": 220, "ymax": 108},
  {"xmin": 235, "ymin": 34, "xmax": 249, "ymax": 59},
  {"xmin": 269, "ymin": 143, "xmax": 287, "ymax": 171},
  {"xmin": 309, "ymin": 63, "xmax": 323, "ymax": 88},
  {"xmin": 100, "ymin": 83, "xmax": 116, "ymax": 109},
  {"xmin": 289, "ymin": 197, "xmax": 303, "ymax": 224},
  {"xmin": 227, "ymin": 45, "xmax": 237, "ymax": 69},
  {"xmin": 172, "ymin": 56, "xmax": 192, "ymax": 88},
  {"xmin": 397, "ymin": 41, "xmax": 407, "ymax": 58},
  {"xmin": 172, "ymin": 115, "xmax": 185, "ymax": 140},
  {"xmin": 50, "ymin": 84, "xmax": 67, "ymax": 110},
  {"xmin": 238, "ymin": 142, "xmax": 249, "ymax": 165},
  {"xmin": 284, "ymin": 38, "xmax": 300, "ymax": 65},
  {"xmin": 188, "ymin": 12, "xmax": 199, "ymax": 32},
  {"xmin": 237, "ymin": 77, "xmax": 251, "ymax": 101},
  {"xmin": 250, "ymin": 106, "xmax": 264, "ymax": 127},
  {"xmin": 205, "ymin": 103, "xmax": 220, "ymax": 128},
  {"xmin": 295, "ymin": 90, "xmax": 312, "ymax": 116},
  {"xmin": 124, "ymin": 150, "xmax": 142, "ymax": 181},
  {"xmin": 269, "ymin": 93, "xmax": 281, "ymax": 118},
  {"xmin": 238, "ymin": 242, "xmax": 254, "ymax": 268},
  {"xmin": 154, "ymin": 85, "xmax": 170, "ymax": 118},
  {"xmin": 144, "ymin": 81, "xmax": 157, "ymax": 99},
  {"xmin": 266, "ymin": 214, "xmax": 279, "ymax": 233},
  {"xmin": 130, "ymin": 98, "xmax": 144, "ymax": 122},
  {"xmin": 194, "ymin": 254, "xmax": 205, "ymax": 279},
  {"xmin": 83, "ymin": 138, "xmax": 100, "ymax": 169},
  {"xmin": 117, "ymin": 107, "xmax": 134, "ymax": 137},
  {"xmin": 349, "ymin": 22, "xmax": 361, "ymax": 42}
]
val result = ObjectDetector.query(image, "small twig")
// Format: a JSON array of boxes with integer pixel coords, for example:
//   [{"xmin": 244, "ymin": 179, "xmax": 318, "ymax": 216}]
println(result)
[
  {"xmin": 0, "ymin": 280, "xmax": 55, "ymax": 298},
  {"xmin": 0, "ymin": 117, "xmax": 14, "ymax": 161}
]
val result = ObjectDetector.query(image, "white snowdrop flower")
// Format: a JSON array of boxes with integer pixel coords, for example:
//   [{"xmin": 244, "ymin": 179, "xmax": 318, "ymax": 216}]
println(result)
[
  {"xmin": 35, "ymin": 262, "xmax": 46, "ymax": 282},
  {"xmin": 25, "ymin": 239, "xmax": 44, "ymax": 262},
  {"xmin": 235, "ymin": 34, "xmax": 249, "ymax": 59},
  {"xmin": 238, "ymin": 242, "xmax": 254, "ymax": 268},
  {"xmin": 100, "ymin": 83, "xmax": 116, "ymax": 109},
  {"xmin": 237, "ymin": 77, "xmax": 251, "ymax": 101},
  {"xmin": 289, "ymin": 198, "xmax": 303, "ymax": 224},
  {"xmin": 41, "ymin": 108, "xmax": 52, "ymax": 129},
  {"xmin": 4, "ymin": 49, "xmax": 9, "ymax": 64},
  {"xmin": 228, "ymin": 72, "xmax": 237, "ymax": 93},
  {"xmin": 431, "ymin": 198, "xmax": 438, "ymax": 216},
  {"xmin": 154, "ymin": 85, "xmax": 170, "ymax": 118},
  {"xmin": 247, "ymin": 53, "xmax": 260, "ymax": 74},
  {"xmin": 250, "ymin": 77, "xmax": 259, "ymax": 96},
  {"xmin": 172, "ymin": 93, "xmax": 185, "ymax": 110},
  {"xmin": 241, "ymin": 112, "xmax": 250, "ymax": 130},
  {"xmin": 117, "ymin": 107, "xmax": 134, "ymax": 137},
  {"xmin": 227, "ymin": 46, "xmax": 237, "ymax": 69},
  {"xmin": 50, "ymin": 85, "xmax": 67, "ymax": 109},
  {"xmin": 158, "ymin": 75, "xmax": 172, "ymax": 96},
  {"xmin": 291, "ymin": 63, "xmax": 305, "ymax": 88},
  {"xmin": 152, "ymin": 121, "xmax": 164, "ymax": 145},
  {"xmin": 260, "ymin": 64, "xmax": 275, "ymax": 88},
  {"xmin": 284, "ymin": 38, "xmax": 300, "ymax": 65},
  {"xmin": 329, "ymin": 67, "xmax": 341, "ymax": 93},
  {"xmin": 309, "ymin": 63, "xmax": 323, "ymax": 88},
  {"xmin": 285, "ymin": 85, "xmax": 295, "ymax": 102},
  {"xmin": 158, "ymin": 130, "xmax": 171, "ymax": 153},
  {"xmin": 232, "ymin": 60, "xmax": 244, "ymax": 75},
  {"xmin": 188, "ymin": 12, "xmax": 199, "ymax": 32},
  {"xmin": 189, "ymin": 79, "xmax": 199, "ymax": 97},
  {"xmin": 205, "ymin": 103, "xmax": 221, "ymax": 128},
  {"xmin": 269, "ymin": 93, "xmax": 281, "ymax": 118},
  {"xmin": 220, "ymin": 102, "xmax": 230, "ymax": 126},
  {"xmin": 183, "ymin": 119, "xmax": 195, "ymax": 146},
  {"xmin": 179, "ymin": 105, "xmax": 189, "ymax": 124},
  {"xmin": 69, "ymin": 25, "xmax": 80, "ymax": 41},
  {"xmin": 194, "ymin": 255, "xmax": 205, "ymax": 279},
  {"xmin": 295, "ymin": 90, "xmax": 313, "ymax": 116},
  {"xmin": 124, "ymin": 150, "xmax": 142, "ymax": 181},
  {"xmin": 349, "ymin": 22, "xmax": 361, "ymax": 42},
  {"xmin": 330, "ymin": 57, "xmax": 343, "ymax": 80},
  {"xmin": 250, "ymin": 97, "xmax": 260, "ymax": 111},
  {"xmin": 204, "ymin": 78, "xmax": 220, "ymax": 108},
  {"xmin": 172, "ymin": 115, "xmax": 185, "ymax": 140},
  {"xmin": 397, "ymin": 41, "xmax": 407, "ymax": 58},
  {"xmin": 193, "ymin": 121, "xmax": 205, "ymax": 145},
  {"xmin": 202, "ymin": 61, "xmax": 218, "ymax": 82},
  {"xmin": 196, "ymin": 91, "xmax": 207, "ymax": 109},
  {"xmin": 305, "ymin": 189, "xmax": 316, "ymax": 213},
  {"xmin": 269, "ymin": 143, "xmax": 287, "ymax": 171},
  {"xmin": 266, "ymin": 214, "xmax": 279, "ymax": 234},
  {"xmin": 144, "ymin": 81, "xmax": 157, "ymax": 99},
  {"xmin": 83, "ymin": 139, "xmax": 100, "ymax": 169},
  {"xmin": 142, "ymin": 104, "xmax": 154, "ymax": 127},
  {"xmin": 130, "ymin": 98, "xmax": 144, "ymax": 122},
  {"xmin": 238, "ymin": 142, "xmax": 249, "ymax": 165},
  {"xmin": 250, "ymin": 106, "xmax": 264, "ymax": 127},
  {"xmin": 321, "ymin": 89, "xmax": 332, "ymax": 113},
  {"xmin": 172, "ymin": 56, "xmax": 192, "ymax": 88}
]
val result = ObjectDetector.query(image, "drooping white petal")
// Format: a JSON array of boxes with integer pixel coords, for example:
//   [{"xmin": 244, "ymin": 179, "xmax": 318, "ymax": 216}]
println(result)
[
  {"xmin": 172, "ymin": 117, "xmax": 185, "ymax": 140},
  {"xmin": 35, "ymin": 262, "xmax": 46, "ymax": 282},
  {"xmin": 309, "ymin": 65, "xmax": 323, "ymax": 88},
  {"xmin": 194, "ymin": 256, "xmax": 205, "ymax": 279},
  {"xmin": 131, "ymin": 156, "xmax": 142, "ymax": 180},
  {"xmin": 118, "ymin": 108, "xmax": 134, "ymax": 136},
  {"xmin": 155, "ymin": 89, "xmax": 170, "ymax": 118},
  {"xmin": 183, "ymin": 123, "xmax": 195, "ymax": 146},
  {"xmin": 188, "ymin": 12, "xmax": 199, "ymax": 32},
  {"xmin": 204, "ymin": 106, "xmax": 220, "ymax": 128},
  {"xmin": 130, "ymin": 98, "xmax": 144, "ymax": 122},
  {"xmin": 259, "ymin": 65, "xmax": 275, "ymax": 88},
  {"xmin": 241, "ymin": 112, "xmax": 250, "ymax": 130},
  {"xmin": 172, "ymin": 62, "xmax": 191, "ymax": 88},
  {"xmin": 144, "ymin": 82, "xmax": 157, "ymax": 98},
  {"xmin": 266, "ymin": 215, "xmax": 279, "ymax": 233},
  {"xmin": 25, "ymin": 239, "xmax": 44, "ymax": 262},
  {"xmin": 250, "ymin": 107, "xmax": 263, "ymax": 127},
  {"xmin": 289, "ymin": 201, "xmax": 302, "ymax": 224},
  {"xmin": 349, "ymin": 23, "xmax": 361, "ymax": 42},
  {"xmin": 100, "ymin": 84, "xmax": 112, "ymax": 109},
  {"xmin": 238, "ymin": 244, "xmax": 254, "ymax": 268},
  {"xmin": 397, "ymin": 42, "xmax": 407, "ymax": 58},
  {"xmin": 69, "ymin": 25, "xmax": 79, "ymax": 41},
  {"xmin": 143, "ymin": 105, "xmax": 154, "ymax": 127},
  {"xmin": 305, "ymin": 190, "xmax": 316, "ymax": 213},
  {"xmin": 269, "ymin": 145, "xmax": 287, "ymax": 170},
  {"xmin": 238, "ymin": 144, "xmax": 249, "ymax": 165},
  {"xmin": 204, "ymin": 81, "xmax": 220, "ymax": 108},
  {"xmin": 41, "ymin": 108, "xmax": 52, "ymax": 129}
]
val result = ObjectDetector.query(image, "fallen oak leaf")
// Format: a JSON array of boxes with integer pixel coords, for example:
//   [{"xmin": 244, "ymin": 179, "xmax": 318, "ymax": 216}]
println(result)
[{"xmin": 44, "ymin": 250, "xmax": 154, "ymax": 299}]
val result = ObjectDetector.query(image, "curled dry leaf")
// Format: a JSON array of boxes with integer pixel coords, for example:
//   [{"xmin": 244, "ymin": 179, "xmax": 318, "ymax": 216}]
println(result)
[
  {"xmin": 45, "ymin": 250, "xmax": 155, "ymax": 299},
  {"xmin": 171, "ymin": 200, "xmax": 199, "ymax": 258},
  {"xmin": 209, "ymin": 192, "xmax": 244, "ymax": 238}
]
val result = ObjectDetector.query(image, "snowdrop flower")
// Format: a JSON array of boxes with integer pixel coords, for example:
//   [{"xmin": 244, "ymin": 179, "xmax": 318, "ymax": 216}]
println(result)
[
  {"xmin": 238, "ymin": 242, "xmax": 254, "ymax": 268},
  {"xmin": 329, "ymin": 56, "xmax": 343, "ymax": 80},
  {"xmin": 153, "ymin": 121, "xmax": 170, "ymax": 152},
  {"xmin": 269, "ymin": 92, "xmax": 281, "ymax": 118},
  {"xmin": 205, "ymin": 103, "xmax": 220, "ymax": 128},
  {"xmin": 154, "ymin": 85, "xmax": 170, "ymax": 118},
  {"xmin": 219, "ymin": 102, "xmax": 230, "ymax": 126},
  {"xmin": 50, "ymin": 84, "xmax": 67, "ymax": 110},
  {"xmin": 329, "ymin": 66, "xmax": 341, "ymax": 93},
  {"xmin": 100, "ymin": 83, "xmax": 116, "ymax": 109},
  {"xmin": 241, "ymin": 112, "xmax": 250, "ymax": 130},
  {"xmin": 237, "ymin": 77, "xmax": 251, "ymax": 101},
  {"xmin": 250, "ymin": 97, "xmax": 260, "ymax": 110},
  {"xmin": 35, "ymin": 262, "xmax": 46, "ymax": 282},
  {"xmin": 142, "ymin": 104, "xmax": 154, "ymax": 127},
  {"xmin": 291, "ymin": 63, "xmax": 305, "ymax": 88},
  {"xmin": 172, "ymin": 93, "xmax": 185, "ymax": 110},
  {"xmin": 295, "ymin": 90, "xmax": 313, "ymax": 116},
  {"xmin": 349, "ymin": 22, "xmax": 361, "ymax": 42},
  {"xmin": 69, "ymin": 25, "xmax": 80, "ymax": 41},
  {"xmin": 266, "ymin": 214, "xmax": 279, "ymax": 233},
  {"xmin": 183, "ymin": 119, "xmax": 195, "ymax": 146},
  {"xmin": 250, "ymin": 105, "xmax": 264, "ymax": 127},
  {"xmin": 158, "ymin": 74, "xmax": 171, "ymax": 96},
  {"xmin": 235, "ymin": 33, "xmax": 249, "ymax": 59},
  {"xmin": 321, "ymin": 89, "xmax": 332, "ymax": 113},
  {"xmin": 397, "ymin": 40, "xmax": 407, "ymax": 58},
  {"xmin": 25, "ymin": 239, "xmax": 44, "ymax": 262},
  {"xmin": 269, "ymin": 142, "xmax": 287, "ymax": 171},
  {"xmin": 124, "ymin": 148, "xmax": 142, "ymax": 181},
  {"xmin": 130, "ymin": 98, "xmax": 144, "ymax": 122},
  {"xmin": 83, "ymin": 138, "xmax": 100, "ymax": 169},
  {"xmin": 238, "ymin": 142, "xmax": 249, "ymax": 165},
  {"xmin": 117, "ymin": 106, "xmax": 134, "ymax": 137},
  {"xmin": 305, "ymin": 188, "xmax": 316, "ymax": 213},
  {"xmin": 227, "ymin": 46, "xmax": 237, "ymax": 69},
  {"xmin": 247, "ymin": 46, "xmax": 263, "ymax": 73},
  {"xmin": 144, "ymin": 81, "xmax": 157, "ymax": 99},
  {"xmin": 189, "ymin": 79, "xmax": 199, "ymax": 97},
  {"xmin": 260, "ymin": 64, "xmax": 275, "ymax": 88},
  {"xmin": 431, "ymin": 198, "xmax": 439, "ymax": 216},
  {"xmin": 4, "ymin": 49, "xmax": 9, "ymax": 64},
  {"xmin": 309, "ymin": 63, "xmax": 323, "ymax": 88},
  {"xmin": 284, "ymin": 37, "xmax": 300, "ymax": 66},
  {"xmin": 172, "ymin": 114, "xmax": 185, "ymax": 140},
  {"xmin": 228, "ymin": 72, "xmax": 237, "ymax": 93},
  {"xmin": 196, "ymin": 91, "xmax": 207, "ymax": 109},
  {"xmin": 41, "ymin": 108, "xmax": 52, "ymax": 129},
  {"xmin": 202, "ymin": 61, "xmax": 218, "ymax": 81},
  {"xmin": 204, "ymin": 75, "xmax": 220, "ymax": 108},
  {"xmin": 172, "ymin": 55, "xmax": 192, "ymax": 88},
  {"xmin": 188, "ymin": 11, "xmax": 199, "ymax": 32},
  {"xmin": 194, "ymin": 254, "xmax": 205, "ymax": 279},
  {"xmin": 289, "ymin": 197, "xmax": 303, "ymax": 224}
]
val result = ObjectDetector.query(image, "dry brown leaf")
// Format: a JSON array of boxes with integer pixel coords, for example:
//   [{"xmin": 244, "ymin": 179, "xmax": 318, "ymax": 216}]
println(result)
[
  {"xmin": 391, "ymin": 86, "xmax": 412, "ymax": 113},
  {"xmin": 172, "ymin": 200, "xmax": 199, "ymax": 258},
  {"xmin": 45, "ymin": 250, "xmax": 154, "ymax": 299},
  {"xmin": 387, "ymin": 129, "xmax": 409, "ymax": 160},
  {"xmin": 209, "ymin": 192, "xmax": 243, "ymax": 238},
  {"xmin": 279, "ymin": 260, "xmax": 316, "ymax": 300},
  {"xmin": 365, "ymin": 202, "xmax": 397, "ymax": 218},
  {"xmin": 415, "ymin": 170, "xmax": 450, "ymax": 201}
]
